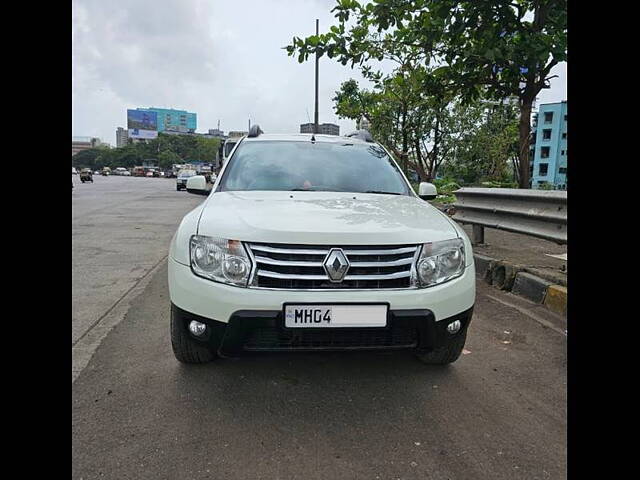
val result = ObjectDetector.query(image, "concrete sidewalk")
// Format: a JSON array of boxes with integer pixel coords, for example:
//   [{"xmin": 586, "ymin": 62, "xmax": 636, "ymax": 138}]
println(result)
[{"xmin": 460, "ymin": 225, "xmax": 567, "ymax": 287}]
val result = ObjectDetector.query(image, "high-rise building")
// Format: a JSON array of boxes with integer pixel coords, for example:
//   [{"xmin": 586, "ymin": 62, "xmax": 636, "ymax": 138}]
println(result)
[
  {"xmin": 135, "ymin": 107, "xmax": 197, "ymax": 133},
  {"xmin": 299, "ymin": 123, "xmax": 340, "ymax": 135},
  {"xmin": 116, "ymin": 127, "xmax": 129, "ymax": 148},
  {"xmin": 529, "ymin": 101, "xmax": 567, "ymax": 190}
]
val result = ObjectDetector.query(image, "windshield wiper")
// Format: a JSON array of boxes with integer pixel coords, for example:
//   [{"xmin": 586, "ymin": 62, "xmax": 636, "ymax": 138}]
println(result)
[
  {"xmin": 362, "ymin": 190, "xmax": 402, "ymax": 195},
  {"xmin": 290, "ymin": 188, "xmax": 341, "ymax": 192}
]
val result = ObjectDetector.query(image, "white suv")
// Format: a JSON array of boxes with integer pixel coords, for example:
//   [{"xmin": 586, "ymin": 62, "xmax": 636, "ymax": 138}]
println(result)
[{"xmin": 168, "ymin": 127, "xmax": 475, "ymax": 365}]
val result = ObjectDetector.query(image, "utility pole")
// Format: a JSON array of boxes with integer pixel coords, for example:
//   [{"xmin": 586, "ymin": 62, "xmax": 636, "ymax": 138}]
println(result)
[{"xmin": 314, "ymin": 19, "xmax": 319, "ymax": 135}]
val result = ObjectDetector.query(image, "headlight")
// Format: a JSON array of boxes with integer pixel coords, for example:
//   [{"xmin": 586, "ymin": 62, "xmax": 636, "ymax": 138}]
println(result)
[
  {"xmin": 190, "ymin": 235, "xmax": 252, "ymax": 287},
  {"xmin": 413, "ymin": 238, "xmax": 465, "ymax": 288}
]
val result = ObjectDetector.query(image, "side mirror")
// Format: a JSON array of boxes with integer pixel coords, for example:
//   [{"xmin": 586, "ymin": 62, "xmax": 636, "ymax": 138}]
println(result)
[
  {"xmin": 418, "ymin": 182, "xmax": 438, "ymax": 200},
  {"xmin": 186, "ymin": 175, "xmax": 209, "ymax": 196}
]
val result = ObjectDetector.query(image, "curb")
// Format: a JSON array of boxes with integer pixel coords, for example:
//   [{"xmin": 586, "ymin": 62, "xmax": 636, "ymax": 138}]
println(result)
[{"xmin": 473, "ymin": 253, "xmax": 566, "ymax": 316}]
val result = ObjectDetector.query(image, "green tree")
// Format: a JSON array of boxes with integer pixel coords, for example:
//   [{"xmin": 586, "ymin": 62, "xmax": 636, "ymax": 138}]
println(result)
[
  {"xmin": 443, "ymin": 101, "xmax": 520, "ymax": 184},
  {"xmin": 332, "ymin": 65, "xmax": 444, "ymax": 178},
  {"xmin": 193, "ymin": 136, "xmax": 221, "ymax": 163},
  {"xmin": 158, "ymin": 150, "xmax": 181, "ymax": 169},
  {"xmin": 286, "ymin": 0, "xmax": 566, "ymax": 188},
  {"xmin": 72, "ymin": 149, "xmax": 102, "ymax": 170},
  {"xmin": 87, "ymin": 135, "xmax": 223, "ymax": 172},
  {"xmin": 332, "ymin": 75, "xmax": 485, "ymax": 182}
]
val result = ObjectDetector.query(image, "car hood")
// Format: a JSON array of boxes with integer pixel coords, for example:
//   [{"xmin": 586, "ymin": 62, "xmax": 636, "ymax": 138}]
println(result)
[{"xmin": 197, "ymin": 191, "xmax": 458, "ymax": 244}]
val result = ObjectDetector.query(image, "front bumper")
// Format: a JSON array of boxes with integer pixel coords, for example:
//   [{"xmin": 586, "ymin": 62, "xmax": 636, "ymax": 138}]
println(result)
[
  {"xmin": 172, "ymin": 303, "xmax": 473, "ymax": 357},
  {"xmin": 168, "ymin": 257, "xmax": 475, "ymax": 324}
]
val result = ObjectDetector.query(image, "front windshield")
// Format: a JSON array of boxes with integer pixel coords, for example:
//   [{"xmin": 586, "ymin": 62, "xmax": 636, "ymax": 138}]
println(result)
[{"xmin": 219, "ymin": 141, "xmax": 410, "ymax": 195}]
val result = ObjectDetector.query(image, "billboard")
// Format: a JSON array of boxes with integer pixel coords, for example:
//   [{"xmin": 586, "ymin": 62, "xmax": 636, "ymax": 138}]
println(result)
[
  {"xmin": 128, "ymin": 128, "xmax": 158, "ymax": 139},
  {"xmin": 127, "ymin": 109, "xmax": 158, "ymax": 139}
]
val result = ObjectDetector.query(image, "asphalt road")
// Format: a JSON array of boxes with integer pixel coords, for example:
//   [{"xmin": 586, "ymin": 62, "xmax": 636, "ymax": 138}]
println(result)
[
  {"xmin": 72, "ymin": 174, "xmax": 203, "ymax": 346},
  {"xmin": 72, "ymin": 178, "xmax": 567, "ymax": 479}
]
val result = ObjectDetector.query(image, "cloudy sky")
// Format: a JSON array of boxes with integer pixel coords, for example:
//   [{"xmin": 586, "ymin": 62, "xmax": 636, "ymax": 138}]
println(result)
[{"xmin": 72, "ymin": 0, "xmax": 567, "ymax": 146}]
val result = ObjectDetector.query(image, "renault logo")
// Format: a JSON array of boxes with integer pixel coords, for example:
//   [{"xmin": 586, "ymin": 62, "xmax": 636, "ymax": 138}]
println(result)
[{"xmin": 323, "ymin": 248, "xmax": 350, "ymax": 283}]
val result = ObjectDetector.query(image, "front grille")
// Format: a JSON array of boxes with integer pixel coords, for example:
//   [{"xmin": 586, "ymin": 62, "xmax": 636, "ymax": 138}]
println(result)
[
  {"xmin": 243, "ymin": 326, "xmax": 419, "ymax": 351},
  {"xmin": 246, "ymin": 243, "xmax": 419, "ymax": 290}
]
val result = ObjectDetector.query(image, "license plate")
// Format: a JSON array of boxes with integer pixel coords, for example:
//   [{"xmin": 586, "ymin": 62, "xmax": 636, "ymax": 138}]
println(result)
[{"xmin": 284, "ymin": 304, "xmax": 388, "ymax": 328}]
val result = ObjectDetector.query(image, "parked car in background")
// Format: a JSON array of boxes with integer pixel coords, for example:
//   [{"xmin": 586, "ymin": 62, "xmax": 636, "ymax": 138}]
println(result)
[
  {"xmin": 93, "ymin": 171, "xmax": 100, "ymax": 175},
  {"xmin": 114, "ymin": 167, "xmax": 128, "ymax": 176},
  {"xmin": 101, "ymin": 167, "xmax": 111, "ymax": 176},
  {"xmin": 168, "ymin": 127, "xmax": 475, "ymax": 365},
  {"xmin": 146, "ymin": 171, "xmax": 154, "ymax": 177},
  {"xmin": 122, "ymin": 170, "xmax": 131, "ymax": 176},
  {"xmin": 176, "ymin": 169, "xmax": 197, "ymax": 191}
]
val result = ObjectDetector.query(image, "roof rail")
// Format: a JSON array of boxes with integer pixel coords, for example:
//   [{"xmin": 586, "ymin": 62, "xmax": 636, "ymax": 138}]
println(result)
[
  {"xmin": 345, "ymin": 129, "xmax": 373, "ymax": 142},
  {"xmin": 248, "ymin": 124, "xmax": 263, "ymax": 137}
]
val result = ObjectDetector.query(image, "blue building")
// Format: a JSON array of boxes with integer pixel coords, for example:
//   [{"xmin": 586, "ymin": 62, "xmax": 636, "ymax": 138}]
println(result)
[
  {"xmin": 530, "ymin": 101, "xmax": 567, "ymax": 190},
  {"xmin": 136, "ymin": 107, "xmax": 197, "ymax": 133}
]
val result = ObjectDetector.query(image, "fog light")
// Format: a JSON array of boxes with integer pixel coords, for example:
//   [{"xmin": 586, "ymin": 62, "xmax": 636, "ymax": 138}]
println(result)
[
  {"xmin": 446, "ymin": 320, "xmax": 461, "ymax": 334},
  {"xmin": 188, "ymin": 320, "xmax": 207, "ymax": 336}
]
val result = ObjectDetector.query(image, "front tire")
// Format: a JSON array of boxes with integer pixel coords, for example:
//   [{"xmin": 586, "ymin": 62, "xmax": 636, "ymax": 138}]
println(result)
[
  {"xmin": 416, "ymin": 330, "xmax": 467, "ymax": 365},
  {"xmin": 170, "ymin": 307, "xmax": 216, "ymax": 364}
]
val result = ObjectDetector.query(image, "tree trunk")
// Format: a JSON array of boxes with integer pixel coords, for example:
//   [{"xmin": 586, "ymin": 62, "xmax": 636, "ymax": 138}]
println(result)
[
  {"xmin": 400, "ymin": 107, "xmax": 408, "ymax": 174},
  {"xmin": 429, "ymin": 116, "xmax": 441, "ymax": 181},
  {"xmin": 518, "ymin": 100, "xmax": 533, "ymax": 188},
  {"xmin": 512, "ymin": 155, "xmax": 520, "ymax": 184},
  {"xmin": 413, "ymin": 140, "xmax": 428, "ymax": 181}
]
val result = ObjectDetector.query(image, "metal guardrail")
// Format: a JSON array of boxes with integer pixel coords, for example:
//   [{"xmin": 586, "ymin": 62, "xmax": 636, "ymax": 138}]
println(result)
[{"xmin": 451, "ymin": 188, "xmax": 567, "ymax": 245}]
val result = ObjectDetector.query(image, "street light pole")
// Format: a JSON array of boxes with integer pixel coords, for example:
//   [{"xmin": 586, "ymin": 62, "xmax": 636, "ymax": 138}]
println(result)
[{"xmin": 314, "ymin": 18, "xmax": 319, "ymax": 135}]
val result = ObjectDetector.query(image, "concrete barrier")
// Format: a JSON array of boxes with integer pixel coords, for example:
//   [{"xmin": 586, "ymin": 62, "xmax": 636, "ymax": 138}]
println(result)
[
  {"xmin": 544, "ymin": 285, "xmax": 568, "ymax": 316},
  {"xmin": 511, "ymin": 272, "xmax": 553, "ymax": 304}
]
